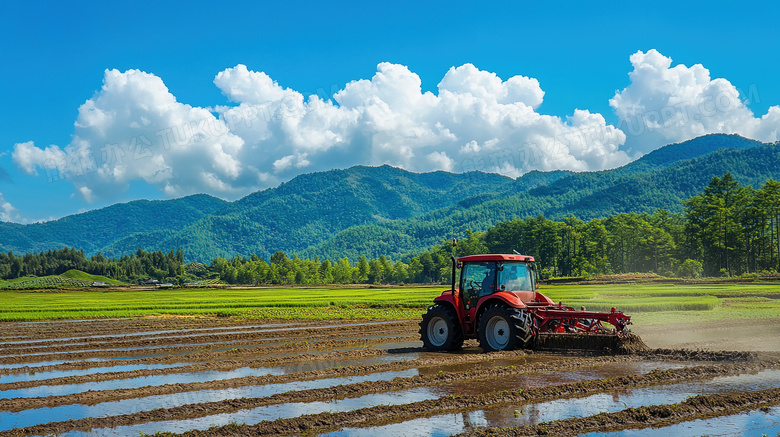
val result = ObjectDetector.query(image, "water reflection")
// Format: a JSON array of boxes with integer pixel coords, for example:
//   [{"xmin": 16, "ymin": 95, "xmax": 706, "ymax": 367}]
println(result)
[{"xmin": 0, "ymin": 369, "xmax": 418, "ymax": 431}]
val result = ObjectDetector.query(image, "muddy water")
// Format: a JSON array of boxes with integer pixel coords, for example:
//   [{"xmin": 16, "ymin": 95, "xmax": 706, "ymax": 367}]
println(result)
[
  {"xmin": 0, "ymin": 362, "xmax": 197, "ymax": 384},
  {"xmin": 323, "ymin": 369, "xmax": 780, "ymax": 436},
  {"xmin": 0, "ymin": 322, "xmax": 303, "ymax": 345},
  {"xmin": 58, "ymin": 387, "xmax": 440, "ymax": 437},
  {"xmin": 468, "ymin": 368, "xmax": 780, "ymax": 426},
  {"xmin": 0, "ymin": 366, "xmax": 288, "ymax": 398},
  {"xmin": 323, "ymin": 414, "xmax": 468, "ymax": 437},
  {"xmin": 423, "ymin": 360, "xmax": 691, "ymax": 397},
  {"xmin": 1, "ymin": 335, "xmax": 277, "ymax": 350},
  {"xmin": 583, "ymin": 405, "xmax": 780, "ymax": 436},
  {"xmin": 0, "ymin": 351, "xmax": 421, "ymax": 385},
  {"xmin": 0, "ymin": 357, "xmax": 117, "ymax": 370},
  {"xmin": 0, "ymin": 350, "xmax": 420, "ymax": 394},
  {"xmin": 273, "ymin": 352, "xmax": 419, "ymax": 374},
  {"xmin": 0, "ymin": 337, "xmax": 290, "ymax": 358},
  {"xmin": 0, "ymin": 369, "xmax": 418, "ymax": 431},
  {"xmin": 0, "ymin": 333, "xmax": 408, "ymax": 361}
]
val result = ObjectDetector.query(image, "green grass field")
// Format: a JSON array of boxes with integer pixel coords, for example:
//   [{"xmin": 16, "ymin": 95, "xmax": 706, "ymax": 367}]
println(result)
[{"xmin": 0, "ymin": 282, "xmax": 778, "ymax": 324}]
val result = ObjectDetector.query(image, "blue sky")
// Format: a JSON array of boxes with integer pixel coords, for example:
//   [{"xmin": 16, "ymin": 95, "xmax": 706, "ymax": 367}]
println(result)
[{"xmin": 1, "ymin": 1, "xmax": 779, "ymax": 222}]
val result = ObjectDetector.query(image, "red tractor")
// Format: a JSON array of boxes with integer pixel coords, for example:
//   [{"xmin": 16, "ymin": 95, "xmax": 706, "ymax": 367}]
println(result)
[{"xmin": 419, "ymin": 253, "xmax": 633, "ymax": 352}]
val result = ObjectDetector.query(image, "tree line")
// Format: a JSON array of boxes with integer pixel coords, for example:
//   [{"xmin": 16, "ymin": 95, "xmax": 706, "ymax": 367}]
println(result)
[
  {"xmin": 0, "ymin": 247, "xmax": 184, "ymax": 283},
  {"xmin": 1, "ymin": 174, "xmax": 779, "ymax": 284}
]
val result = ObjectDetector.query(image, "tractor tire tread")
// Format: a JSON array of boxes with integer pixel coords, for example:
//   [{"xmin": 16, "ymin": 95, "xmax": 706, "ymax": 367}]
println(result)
[
  {"xmin": 419, "ymin": 304, "xmax": 463, "ymax": 352},
  {"xmin": 478, "ymin": 303, "xmax": 535, "ymax": 352}
]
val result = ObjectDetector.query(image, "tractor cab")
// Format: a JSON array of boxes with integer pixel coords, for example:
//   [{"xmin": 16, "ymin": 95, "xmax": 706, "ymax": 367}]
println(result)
[{"xmin": 459, "ymin": 255, "xmax": 537, "ymax": 310}]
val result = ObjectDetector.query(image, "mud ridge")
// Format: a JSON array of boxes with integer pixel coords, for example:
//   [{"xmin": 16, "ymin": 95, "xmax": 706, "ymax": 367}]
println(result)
[
  {"xmin": 460, "ymin": 387, "xmax": 780, "ymax": 436},
  {"xmin": 0, "ymin": 337, "xmax": 419, "ymax": 390},
  {"xmin": 184, "ymin": 361, "xmax": 778, "ymax": 437},
  {"xmin": 2, "ymin": 348, "xmax": 767, "ymax": 410},
  {"xmin": 0, "ymin": 333, "xmax": 413, "ymax": 375},
  {"xmin": 0, "ymin": 322, "xmax": 416, "ymax": 361},
  {"xmin": 0, "ymin": 316, "xmax": 302, "ymax": 340},
  {"xmin": 639, "ymin": 348, "xmax": 759, "ymax": 361},
  {"xmin": 8, "ymin": 360, "xmax": 776, "ymax": 436},
  {"xmin": 1, "ymin": 350, "xmax": 575, "ymax": 412}
]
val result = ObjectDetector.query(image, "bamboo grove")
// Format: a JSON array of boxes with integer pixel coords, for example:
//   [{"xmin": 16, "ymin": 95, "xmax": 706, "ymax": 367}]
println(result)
[{"xmin": 1, "ymin": 174, "xmax": 779, "ymax": 285}]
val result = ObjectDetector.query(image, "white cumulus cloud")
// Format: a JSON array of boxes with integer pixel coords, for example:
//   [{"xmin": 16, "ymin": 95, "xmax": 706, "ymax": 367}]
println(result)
[
  {"xmin": 13, "ymin": 61, "xmax": 636, "ymax": 203},
  {"xmin": 611, "ymin": 49, "xmax": 780, "ymax": 154},
  {"xmin": 0, "ymin": 193, "xmax": 21, "ymax": 223}
]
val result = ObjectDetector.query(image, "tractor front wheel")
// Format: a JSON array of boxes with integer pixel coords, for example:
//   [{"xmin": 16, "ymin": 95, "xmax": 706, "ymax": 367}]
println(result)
[
  {"xmin": 419, "ymin": 304, "xmax": 463, "ymax": 352},
  {"xmin": 478, "ymin": 304, "xmax": 534, "ymax": 352}
]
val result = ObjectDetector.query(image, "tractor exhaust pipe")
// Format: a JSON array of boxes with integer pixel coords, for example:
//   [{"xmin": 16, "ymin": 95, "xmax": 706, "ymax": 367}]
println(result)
[
  {"xmin": 451, "ymin": 256, "xmax": 457, "ymax": 295},
  {"xmin": 450, "ymin": 238, "xmax": 457, "ymax": 295}
]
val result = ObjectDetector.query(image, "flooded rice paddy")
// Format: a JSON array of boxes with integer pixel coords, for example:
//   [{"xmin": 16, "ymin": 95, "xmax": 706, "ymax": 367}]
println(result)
[{"xmin": 0, "ymin": 316, "xmax": 777, "ymax": 436}]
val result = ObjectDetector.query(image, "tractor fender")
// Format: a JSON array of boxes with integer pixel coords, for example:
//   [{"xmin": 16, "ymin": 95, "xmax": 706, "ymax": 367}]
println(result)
[
  {"xmin": 473, "ymin": 294, "xmax": 529, "ymax": 329},
  {"xmin": 476, "ymin": 292, "xmax": 527, "ymax": 313},
  {"xmin": 433, "ymin": 293, "xmax": 459, "ymax": 313}
]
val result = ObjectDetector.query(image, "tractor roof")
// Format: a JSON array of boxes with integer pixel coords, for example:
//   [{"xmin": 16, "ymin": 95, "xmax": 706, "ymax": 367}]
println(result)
[{"xmin": 458, "ymin": 254, "xmax": 535, "ymax": 263}]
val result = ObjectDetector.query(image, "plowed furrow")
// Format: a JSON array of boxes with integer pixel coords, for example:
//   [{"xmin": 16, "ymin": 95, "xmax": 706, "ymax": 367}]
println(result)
[
  {"xmin": 5, "ymin": 361, "xmax": 774, "ymax": 437},
  {"xmin": 0, "ymin": 322, "xmax": 415, "ymax": 357},
  {"xmin": 459, "ymin": 387, "xmax": 780, "ymax": 436},
  {"xmin": 0, "ymin": 337, "xmax": 420, "ymax": 390}
]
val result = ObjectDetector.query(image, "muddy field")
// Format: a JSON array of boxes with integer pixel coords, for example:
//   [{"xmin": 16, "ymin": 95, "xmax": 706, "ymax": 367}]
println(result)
[{"xmin": 1, "ymin": 316, "xmax": 779, "ymax": 436}]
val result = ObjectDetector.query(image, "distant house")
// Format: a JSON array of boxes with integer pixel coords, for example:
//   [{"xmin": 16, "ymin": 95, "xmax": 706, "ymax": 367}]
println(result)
[
  {"xmin": 139, "ymin": 278, "xmax": 159, "ymax": 285},
  {"xmin": 91, "ymin": 281, "xmax": 108, "ymax": 287}
]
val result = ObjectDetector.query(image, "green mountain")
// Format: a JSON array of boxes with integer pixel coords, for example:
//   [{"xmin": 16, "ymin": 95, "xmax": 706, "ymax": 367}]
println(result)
[
  {"xmin": 305, "ymin": 135, "xmax": 780, "ymax": 260},
  {"xmin": 111, "ymin": 166, "xmax": 513, "ymax": 261},
  {"xmin": 0, "ymin": 194, "xmax": 228, "ymax": 256},
  {"xmin": 1, "ymin": 134, "xmax": 778, "ymax": 262}
]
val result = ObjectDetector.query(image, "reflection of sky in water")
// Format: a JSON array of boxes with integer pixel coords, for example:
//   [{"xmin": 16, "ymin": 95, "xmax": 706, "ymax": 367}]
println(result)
[
  {"xmin": 320, "ymin": 369, "xmax": 780, "ymax": 436},
  {"xmin": 322, "ymin": 413, "xmax": 467, "ymax": 437},
  {"xmin": 583, "ymin": 405, "xmax": 780, "ymax": 437},
  {"xmin": 474, "ymin": 369, "xmax": 780, "ymax": 427},
  {"xmin": 0, "ymin": 353, "xmax": 420, "ymax": 386},
  {"xmin": 328, "ymin": 406, "xmax": 780, "ymax": 437},
  {"xmin": 0, "ymin": 362, "xmax": 197, "ymax": 384},
  {"xmin": 0, "ymin": 357, "xmax": 123, "ymax": 370},
  {"xmin": 0, "ymin": 366, "xmax": 287, "ymax": 398},
  {"xmin": 57, "ymin": 387, "xmax": 438, "ymax": 437},
  {"xmin": 0, "ymin": 369, "xmax": 418, "ymax": 431}
]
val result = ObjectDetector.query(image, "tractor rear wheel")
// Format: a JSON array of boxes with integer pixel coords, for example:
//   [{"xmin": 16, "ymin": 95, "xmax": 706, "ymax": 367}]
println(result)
[
  {"xmin": 419, "ymin": 304, "xmax": 463, "ymax": 351},
  {"xmin": 478, "ymin": 304, "xmax": 534, "ymax": 352}
]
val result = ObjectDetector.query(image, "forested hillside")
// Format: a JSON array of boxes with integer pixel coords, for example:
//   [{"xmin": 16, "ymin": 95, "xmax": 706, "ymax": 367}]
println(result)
[
  {"xmin": 307, "ymin": 139, "xmax": 780, "ymax": 260},
  {"xmin": 0, "ymin": 134, "xmax": 778, "ymax": 263},
  {"xmin": 3, "ymin": 172, "xmax": 778, "ymax": 284},
  {"xmin": 0, "ymin": 195, "xmax": 227, "ymax": 255}
]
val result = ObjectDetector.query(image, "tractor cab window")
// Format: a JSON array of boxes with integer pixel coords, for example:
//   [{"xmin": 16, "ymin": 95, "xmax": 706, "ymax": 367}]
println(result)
[
  {"xmin": 498, "ymin": 262, "xmax": 534, "ymax": 291},
  {"xmin": 461, "ymin": 261, "xmax": 496, "ymax": 309}
]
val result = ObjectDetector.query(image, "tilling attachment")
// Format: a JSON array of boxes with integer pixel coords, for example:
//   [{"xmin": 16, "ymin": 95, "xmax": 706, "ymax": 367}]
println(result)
[{"xmin": 534, "ymin": 332, "xmax": 648, "ymax": 354}]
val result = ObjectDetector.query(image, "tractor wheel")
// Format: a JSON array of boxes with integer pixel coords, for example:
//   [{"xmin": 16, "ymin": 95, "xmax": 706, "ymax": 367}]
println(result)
[
  {"xmin": 419, "ymin": 304, "xmax": 463, "ymax": 352},
  {"xmin": 478, "ymin": 304, "xmax": 534, "ymax": 352}
]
